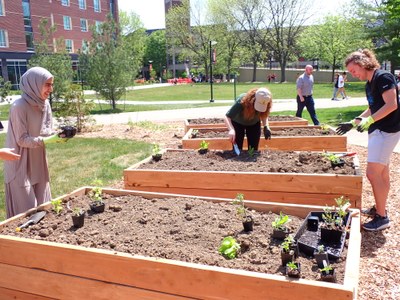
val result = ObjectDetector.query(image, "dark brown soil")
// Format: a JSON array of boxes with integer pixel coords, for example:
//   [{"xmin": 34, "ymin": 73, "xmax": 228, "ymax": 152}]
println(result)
[
  {"xmin": 193, "ymin": 127, "xmax": 335, "ymax": 138},
  {"xmin": 187, "ymin": 116, "xmax": 304, "ymax": 124},
  {"xmin": 0, "ymin": 193, "xmax": 348, "ymax": 283},
  {"xmin": 139, "ymin": 149, "xmax": 357, "ymax": 175}
]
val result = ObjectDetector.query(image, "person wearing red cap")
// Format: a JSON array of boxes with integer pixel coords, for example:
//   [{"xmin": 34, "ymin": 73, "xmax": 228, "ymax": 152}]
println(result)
[{"xmin": 225, "ymin": 87, "xmax": 272, "ymax": 151}]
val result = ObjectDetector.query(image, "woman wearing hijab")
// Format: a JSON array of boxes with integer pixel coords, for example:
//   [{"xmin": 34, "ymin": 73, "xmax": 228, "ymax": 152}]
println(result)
[{"xmin": 4, "ymin": 67, "xmax": 55, "ymax": 218}]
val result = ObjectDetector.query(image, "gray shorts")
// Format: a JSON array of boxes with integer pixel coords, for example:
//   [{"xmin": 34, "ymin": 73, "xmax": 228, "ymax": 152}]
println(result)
[{"xmin": 368, "ymin": 130, "xmax": 400, "ymax": 165}]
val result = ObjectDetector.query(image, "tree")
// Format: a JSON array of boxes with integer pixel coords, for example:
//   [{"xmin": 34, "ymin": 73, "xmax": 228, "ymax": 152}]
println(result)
[
  {"xmin": 299, "ymin": 15, "xmax": 371, "ymax": 81},
  {"xmin": 28, "ymin": 19, "xmax": 73, "ymax": 105},
  {"xmin": 84, "ymin": 14, "xmax": 139, "ymax": 109},
  {"xmin": 355, "ymin": 0, "xmax": 400, "ymax": 72},
  {"xmin": 144, "ymin": 30, "xmax": 167, "ymax": 78},
  {"xmin": 0, "ymin": 76, "xmax": 11, "ymax": 102}
]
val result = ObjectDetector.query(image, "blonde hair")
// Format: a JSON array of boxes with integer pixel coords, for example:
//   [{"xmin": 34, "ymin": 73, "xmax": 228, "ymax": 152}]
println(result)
[{"xmin": 345, "ymin": 49, "xmax": 380, "ymax": 70}]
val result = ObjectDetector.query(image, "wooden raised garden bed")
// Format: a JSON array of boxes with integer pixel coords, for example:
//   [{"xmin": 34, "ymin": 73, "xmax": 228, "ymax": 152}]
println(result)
[
  {"xmin": 0, "ymin": 187, "xmax": 361, "ymax": 300},
  {"xmin": 184, "ymin": 116, "xmax": 309, "ymax": 133},
  {"xmin": 182, "ymin": 126, "xmax": 347, "ymax": 152},
  {"xmin": 124, "ymin": 149, "xmax": 362, "ymax": 208}
]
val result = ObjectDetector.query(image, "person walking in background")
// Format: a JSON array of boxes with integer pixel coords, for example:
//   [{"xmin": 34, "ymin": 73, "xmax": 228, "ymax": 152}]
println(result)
[
  {"xmin": 4, "ymin": 67, "xmax": 58, "ymax": 218},
  {"xmin": 338, "ymin": 71, "xmax": 348, "ymax": 99},
  {"xmin": 295, "ymin": 65, "xmax": 320, "ymax": 125},
  {"xmin": 225, "ymin": 87, "xmax": 272, "ymax": 151},
  {"xmin": 331, "ymin": 72, "xmax": 340, "ymax": 100},
  {"xmin": 336, "ymin": 49, "xmax": 400, "ymax": 231}
]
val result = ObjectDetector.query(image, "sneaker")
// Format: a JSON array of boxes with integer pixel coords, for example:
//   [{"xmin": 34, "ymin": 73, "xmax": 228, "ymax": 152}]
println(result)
[
  {"xmin": 362, "ymin": 214, "xmax": 390, "ymax": 231},
  {"xmin": 361, "ymin": 205, "xmax": 376, "ymax": 217}
]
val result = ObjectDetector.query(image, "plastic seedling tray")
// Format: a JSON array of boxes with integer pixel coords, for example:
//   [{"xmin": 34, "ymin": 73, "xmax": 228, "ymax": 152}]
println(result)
[{"xmin": 293, "ymin": 211, "xmax": 351, "ymax": 260}]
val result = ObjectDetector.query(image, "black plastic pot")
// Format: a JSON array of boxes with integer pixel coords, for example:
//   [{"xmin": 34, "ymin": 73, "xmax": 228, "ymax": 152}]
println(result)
[
  {"xmin": 198, "ymin": 149, "xmax": 208, "ymax": 154},
  {"xmin": 307, "ymin": 216, "xmax": 319, "ymax": 231},
  {"xmin": 152, "ymin": 154, "xmax": 162, "ymax": 161},
  {"xmin": 320, "ymin": 227, "xmax": 343, "ymax": 245},
  {"xmin": 90, "ymin": 202, "xmax": 105, "ymax": 213},
  {"xmin": 281, "ymin": 250, "xmax": 294, "ymax": 266},
  {"xmin": 320, "ymin": 268, "xmax": 336, "ymax": 283},
  {"xmin": 331, "ymin": 158, "xmax": 345, "ymax": 168},
  {"xmin": 314, "ymin": 252, "xmax": 330, "ymax": 268},
  {"xmin": 272, "ymin": 228, "xmax": 289, "ymax": 240},
  {"xmin": 242, "ymin": 216, "xmax": 254, "ymax": 232},
  {"xmin": 286, "ymin": 262, "xmax": 301, "ymax": 278},
  {"xmin": 72, "ymin": 213, "xmax": 85, "ymax": 228}
]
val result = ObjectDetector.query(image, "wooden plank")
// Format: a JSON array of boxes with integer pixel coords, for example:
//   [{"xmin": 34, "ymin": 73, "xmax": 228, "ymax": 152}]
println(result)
[
  {"xmin": 0, "ymin": 287, "xmax": 54, "ymax": 300},
  {"xmin": 0, "ymin": 239, "xmax": 354, "ymax": 300},
  {"xmin": 0, "ymin": 263, "xmax": 192, "ymax": 300}
]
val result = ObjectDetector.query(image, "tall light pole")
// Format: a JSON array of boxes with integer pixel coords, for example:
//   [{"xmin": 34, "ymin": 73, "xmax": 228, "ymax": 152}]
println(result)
[{"xmin": 209, "ymin": 40, "xmax": 217, "ymax": 102}]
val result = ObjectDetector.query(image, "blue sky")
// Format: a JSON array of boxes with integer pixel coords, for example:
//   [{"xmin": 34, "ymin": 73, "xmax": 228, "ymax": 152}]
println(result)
[{"xmin": 118, "ymin": 0, "xmax": 352, "ymax": 30}]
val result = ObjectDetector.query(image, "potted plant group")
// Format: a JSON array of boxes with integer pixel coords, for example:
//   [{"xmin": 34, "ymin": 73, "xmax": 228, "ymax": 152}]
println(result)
[
  {"xmin": 198, "ymin": 140, "xmax": 209, "ymax": 154},
  {"xmin": 271, "ymin": 212, "xmax": 291, "ymax": 240},
  {"xmin": 71, "ymin": 207, "xmax": 85, "ymax": 228},
  {"xmin": 286, "ymin": 261, "xmax": 301, "ymax": 278},
  {"xmin": 232, "ymin": 193, "xmax": 254, "ymax": 232},
  {"xmin": 151, "ymin": 143, "xmax": 162, "ymax": 161},
  {"xmin": 88, "ymin": 180, "xmax": 105, "ymax": 213}
]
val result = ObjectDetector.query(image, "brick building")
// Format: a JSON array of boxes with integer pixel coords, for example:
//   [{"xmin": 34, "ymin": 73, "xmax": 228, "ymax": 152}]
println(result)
[{"xmin": 0, "ymin": 0, "xmax": 118, "ymax": 88}]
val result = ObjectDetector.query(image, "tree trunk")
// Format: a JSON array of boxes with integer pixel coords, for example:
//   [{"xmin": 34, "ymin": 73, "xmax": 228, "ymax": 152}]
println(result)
[
  {"xmin": 252, "ymin": 61, "xmax": 257, "ymax": 82},
  {"xmin": 331, "ymin": 57, "xmax": 336, "ymax": 82}
]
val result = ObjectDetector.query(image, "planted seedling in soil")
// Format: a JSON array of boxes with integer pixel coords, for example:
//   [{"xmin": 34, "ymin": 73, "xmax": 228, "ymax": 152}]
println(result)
[
  {"xmin": 198, "ymin": 140, "xmax": 209, "ymax": 154},
  {"xmin": 71, "ymin": 207, "xmax": 85, "ymax": 228},
  {"xmin": 248, "ymin": 146, "xmax": 255, "ymax": 158},
  {"xmin": 320, "ymin": 196, "xmax": 350, "ymax": 244},
  {"xmin": 320, "ymin": 124, "xmax": 331, "ymax": 135},
  {"xmin": 152, "ymin": 143, "xmax": 162, "ymax": 161},
  {"xmin": 281, "ymin": 235, "xmax": 296, "ymax": 266},
  {"xmin": 191, "ymin": 129, "xmax": 199, "ymax": 138},
  {"xmin": 322, "ymin": 151, "xmax": 344, "ymax": 168},
  {"xmin": 271, "ymin": 212, "xmax": 291, "ymax": 240},
  {"xmin": 314, "ymin": 245, "xmax": 329, "ymax": 268},
  {"xmin": 319, "ymin": 262, "xmax": 336, "ymax": 283},
  {"xmin": 51, "ymin": 199, "xmax": 63, "ymax": 215},
  {"xmin": 232, "ymin": 193, "xmax": 254, "ymax": 232},
  {"xmin": 218, "ymin": 236, "xmax": 240, "ymax": 259},
  {"xmin": 89, "ymin": 179, "xmax": 105, "ymax": 213}
]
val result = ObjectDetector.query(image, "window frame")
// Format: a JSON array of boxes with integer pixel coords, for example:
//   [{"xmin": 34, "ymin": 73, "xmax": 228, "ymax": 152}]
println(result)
[
  {"xmin": 78, "ymin": 0, "xmax": 86, "ymax": 10},
  {"xmin": 63, "ymin": 16, "xmax": 72, "ymax": 30},
  {"xmin": 0, "ymin": 29, "xmax": 8, "ymax": 47},
  {"xmin": 80, "ymin": 18, "xmax": 88, "ymax": 32},
  {"xmin": 61, "ymin": 0, "xmax": 70, "ymax": 7},
  {"xmin": 93, "ymin": 0, "xmax": 101, "ymax": 13},
  {"xmin": 0, "ymin": 0, "xmax": 5, "ymax": 16},
  {"xmin": 65, "ymin": 39, "xmax": 73, "ymax": 53}
]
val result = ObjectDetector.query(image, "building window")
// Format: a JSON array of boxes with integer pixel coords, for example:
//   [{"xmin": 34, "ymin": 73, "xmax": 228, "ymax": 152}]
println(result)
[
  {"xmin": 0, "ymin": 0, "xmax": 5, "ymax": 16},
  {"xmin": 65, "ymin": 39, "xmax": 73, "ymax": 53},
  {"xmin": 81, "ymin": 40, "xmax": 88, "ymax": 53},
  {"xmin": 25, "ymin": 31, "xmax": 34, "ymax": 51},
  {"xmin": 79, "ymin": 0, "xmax": 86, "ymax": 10},
  {"xmin": 80, "ymin": 19, "xmax": 88, "ymax": 32},
  {"xmin": 0, "ymin": 29, "xmax": 8, "ymax": 47},
  {"xmin": 61, "ymin": 0, "xmax": 70, "ymax": 6},
  {"xmin": 63, "ymin": 16, "xmax": 71, "ymax": 30},
  {"xmin": 95, "ymin": 21, "xmax": 102, "ymax": 33},
  {"xmin": 93, "ymin": 0, "xmax": 100, "ymax": 12}
]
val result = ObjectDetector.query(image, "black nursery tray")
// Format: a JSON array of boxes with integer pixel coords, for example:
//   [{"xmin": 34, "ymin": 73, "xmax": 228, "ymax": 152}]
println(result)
[{"xmin": 293, "ymin": 211, "xmax": 351, "ymax": 260}]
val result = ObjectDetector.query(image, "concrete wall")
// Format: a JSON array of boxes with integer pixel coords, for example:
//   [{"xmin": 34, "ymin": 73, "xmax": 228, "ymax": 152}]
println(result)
[{"xmin": 237, "ymin": 67, "xmax": 358, "ymax": 83}]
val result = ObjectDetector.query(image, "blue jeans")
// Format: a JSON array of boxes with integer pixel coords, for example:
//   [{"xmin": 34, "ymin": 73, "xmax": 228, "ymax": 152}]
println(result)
[{"xmin": 296, "ymin": 95, "xmax": 320, "ymax": 125}]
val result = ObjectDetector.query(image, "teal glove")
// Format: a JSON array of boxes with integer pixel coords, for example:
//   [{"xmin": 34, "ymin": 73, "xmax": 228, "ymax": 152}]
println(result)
[
  {"xmin": 356, "ymin": 116, "xmax": 375, "ymax": 132},
  {"xmin": 43, "ymin": 134, "xmax": 69, "ymax": 144}
]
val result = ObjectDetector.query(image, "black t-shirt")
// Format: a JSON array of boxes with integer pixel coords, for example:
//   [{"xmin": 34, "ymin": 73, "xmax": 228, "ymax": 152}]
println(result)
[{"xmin": 366, "ymin": 69, "xmax": 400, "ymax": 133}]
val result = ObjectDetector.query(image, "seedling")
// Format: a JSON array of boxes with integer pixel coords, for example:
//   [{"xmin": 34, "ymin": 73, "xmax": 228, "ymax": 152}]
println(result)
[
  {"xmin": 286, "ymin": 261, "xmax": 298, "ymax": 271},
  {"xmin": 89, "ymin": 179, "xmax": 103, "ymax": 202},
  {"xmin": 248, "ymin": 146, "xmax": 255, "ymax": 157},
  {"xmin": 281, "ymin": 235, "xmax": 295, "ymax": 253},
  {"xmin": 199, "ymin": 140, "xmax": 209, "ymax": 150},
  {"xmin": 319, "ymin": 264, "xmax": 333, "ymax": 273},
  {"xmin": 218, "ymin": 236, "xmax": 240, "ymax": 259},
  {"xmin": 73, "ymin": 207, "xmax": 84, "ymax": 217},
  {"xmin": 320, "ymin": 124, "xmax": 330, "ymax": 134},
  {"xmin": 232, "ymin": 193, "xmax": 251, "ymax": 221},
  {"xmin": 322, "ymin": 151, "xmax": 342, "ymax": 164},
  {"xmin": 316, "ymin": 245, "xmax": 325, "ymax": 254},
  {"xmin": 272, "ymin": 212, "xmax": 291, "ymax": 231},
  {"xmin": 152, "ymin": 143, "xmax": 161, "ymax": 156},
  {"xmin": 51, "ymin": 199, "xmax": 63, "ymax": 214},
  {"xmin": 191, "ymin": 129, "xmax": 198, "ymax": 138}
]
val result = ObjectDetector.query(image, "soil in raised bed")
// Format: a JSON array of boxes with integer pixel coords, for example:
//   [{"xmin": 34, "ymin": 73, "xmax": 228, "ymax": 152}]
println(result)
[
  {"xmin": 0, "ymin": 193, "xmax": 348, "ymax": 283},
  {"xmin": 139, "ymin": 149, "xmax": 356, "ymax": 175},
  {"xmin": 193, "ymin": 127, "xmax": 335, "ymax": 138},
  {"xmin": 187, "ymin": 115, "xmax": 304, "ymax": 124}
]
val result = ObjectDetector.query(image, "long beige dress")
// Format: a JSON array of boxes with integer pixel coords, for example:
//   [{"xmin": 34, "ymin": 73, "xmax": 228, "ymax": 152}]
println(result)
[{"xmin": 3, "ymin": 67, "xmax": 53, "ymax": 218}]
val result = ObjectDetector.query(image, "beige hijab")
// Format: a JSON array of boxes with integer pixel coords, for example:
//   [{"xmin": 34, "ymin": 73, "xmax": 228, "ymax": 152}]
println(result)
[{"xmin": 20, "ymin": 67, "xmax": 54, "ymax": 135}]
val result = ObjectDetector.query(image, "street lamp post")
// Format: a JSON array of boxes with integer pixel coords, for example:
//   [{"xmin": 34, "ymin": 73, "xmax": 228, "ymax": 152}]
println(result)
[{"xmin": 209, "ymin": 40, "xmax": 217, "ymax": 103}]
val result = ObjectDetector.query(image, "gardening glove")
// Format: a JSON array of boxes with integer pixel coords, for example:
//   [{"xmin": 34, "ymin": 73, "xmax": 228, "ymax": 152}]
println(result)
[
  {"xmin": 263, "ymin": 126, "xmax": 271, "ymax": 140},
  {"xmin": 43, "ymin": 134, "xmax": 69, "ymax": 144},
  {"xmin": 356, "ymin": 116, "xmax": 375, "ymax": 132},
  {"xmin": 336, "ymin": 118, "xmax": 360, "ymax": 135}
]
